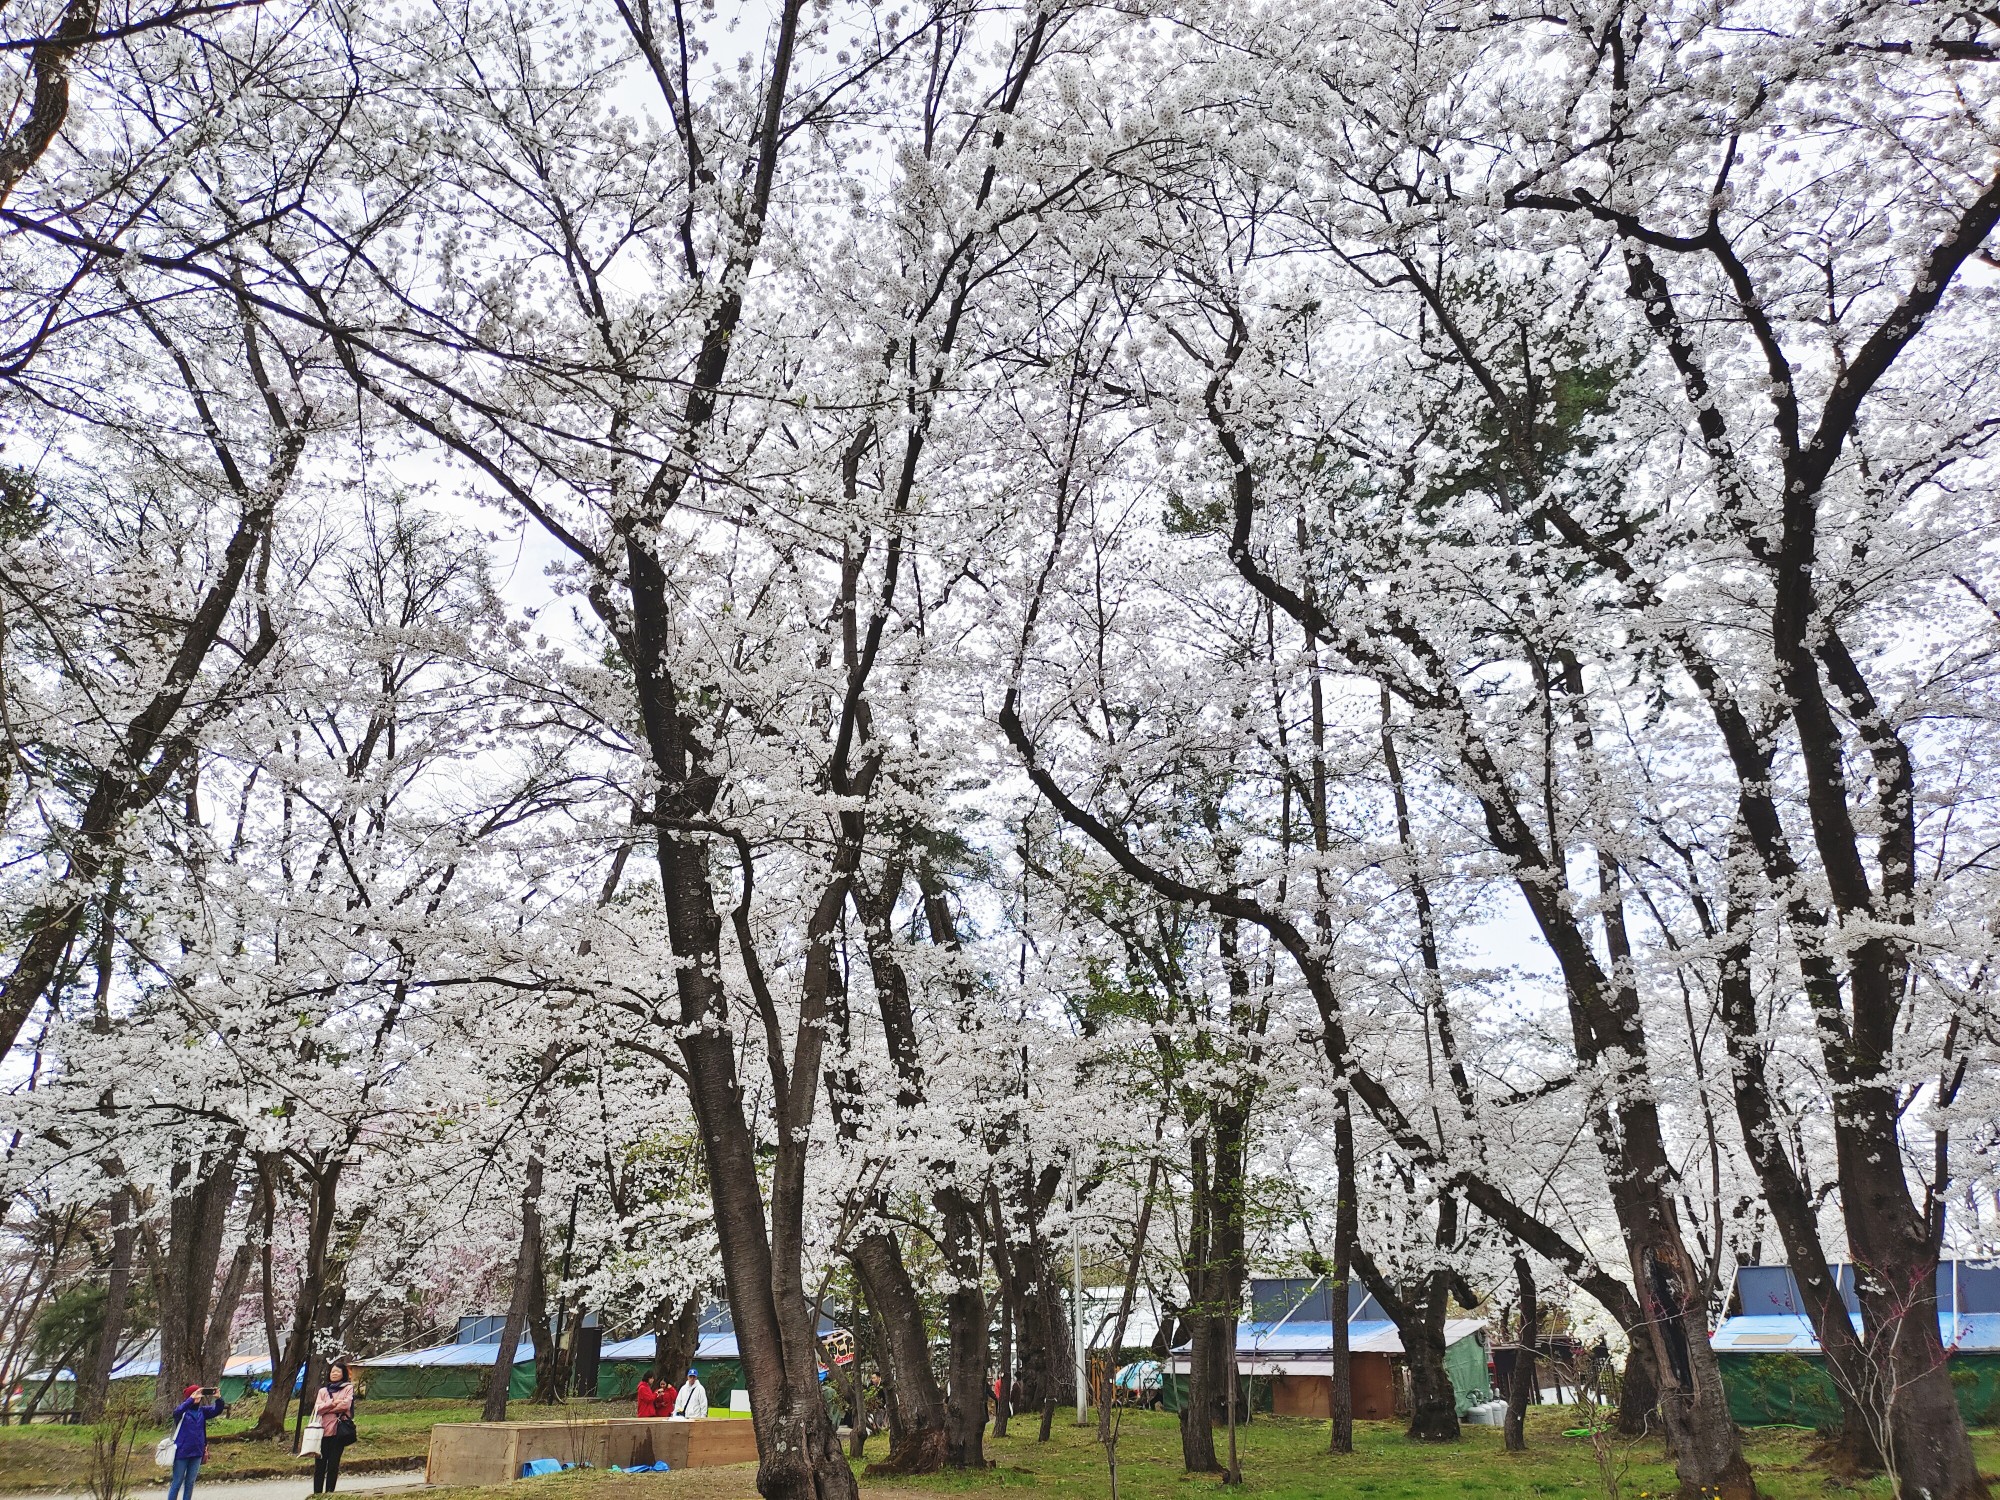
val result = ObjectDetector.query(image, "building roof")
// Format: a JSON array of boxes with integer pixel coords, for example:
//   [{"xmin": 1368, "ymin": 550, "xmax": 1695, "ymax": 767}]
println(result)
[
  {"xmin": 1715, "ymin": 1262, "xmax": 2000, "ymax": 1355},
  {"xmin": 1166, "ymin": 1317, "xmax": 1486, "ymax": 1371},
  {"xmin": 363, "ymin": 1338, "xmax": 535, "ymax": 1369},
  {"xmin": 598, "ymin": 1332, "xmax": 744, "ymax": 1363}
]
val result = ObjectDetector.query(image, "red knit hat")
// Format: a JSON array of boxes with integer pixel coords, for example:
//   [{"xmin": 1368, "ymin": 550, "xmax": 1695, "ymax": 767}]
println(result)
[{"xmin": 184, "ymin": 1384, "xmax": 201, "ymax": 1396}]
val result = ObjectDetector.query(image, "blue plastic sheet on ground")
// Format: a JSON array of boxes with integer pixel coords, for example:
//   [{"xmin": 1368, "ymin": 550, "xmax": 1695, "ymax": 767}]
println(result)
[
  {"xmin": 608, "ymin": 1462, "xmax": 672, "ymax": 1473},
  {"xmin": 521, "ymin": 1458, "xmax": 565, "ymax": 1477}
]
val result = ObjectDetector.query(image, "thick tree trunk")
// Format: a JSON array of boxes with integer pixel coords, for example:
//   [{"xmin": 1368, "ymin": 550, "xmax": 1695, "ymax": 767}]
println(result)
[
  {"xmin": 825, "ymin": 881, "xmax": 948, "ymax": 1475},
  {"xmin": 1176, "ymin": 1137, "xmax": 1221, "ymax": 1474},
  {"xmin": 667, "ymin": 836, "xmax": 856, "ymax": 1500},
  {"xmin": 1614, "ymin": 1341, "xmax": 1659, "ymax": 1438},
  {"xmin": 1180, "ymin": 1300, "xmax": 1222, "ymax": 1474},
  {"xmin": 1011, "ymin": 1225, "xmax": 1074, "ymax": 1418},
  {"xmin": 651, "ymin": 1298, "xmax": 700, "ymax": 1385},
  {"xmin": 850, "ymin": 1228, "xmax": 948, "ymax": 1474},
  {"xmin": 852, "ymin": 859, "xmax": 984, "ymax": 1470},
  {"xmin": 149, "ymin": 1144, "xmax": 243, "ymax": 1420},
  {"xmin": 1504, "ymin": 1255, "xmax": 1536, "ymax": 1453},
  {"xmin": 939, "ymin": 1194, "xmax": 989, "ymax": 1468},
  {"xmin": 1838, "ymin": 1098, "xmax": 1987, "ymax": 1499},
  {"xmin": 1350, "ymin": 1246, "xmax": 1459, "ymax": 1443},
  {"xmin": 76, "ymin": 1190, "xmax": 135, "ymax": 1423},
  {"xmin": 1403, "ymin": 1321, "xmax": 1459, "ymax": 1441}
]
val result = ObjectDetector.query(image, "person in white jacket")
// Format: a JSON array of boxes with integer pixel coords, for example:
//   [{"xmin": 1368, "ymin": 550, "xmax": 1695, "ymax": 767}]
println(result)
[{"xmin": 673, "ymin": 1369, "xmax": 708, "ymax": 1419}]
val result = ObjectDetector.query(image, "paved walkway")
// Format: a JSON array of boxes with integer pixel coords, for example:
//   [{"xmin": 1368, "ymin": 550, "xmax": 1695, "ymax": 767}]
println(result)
[{"xmin": 0, "ymin": 1468, "xmax": 426, "ymax": 1500}]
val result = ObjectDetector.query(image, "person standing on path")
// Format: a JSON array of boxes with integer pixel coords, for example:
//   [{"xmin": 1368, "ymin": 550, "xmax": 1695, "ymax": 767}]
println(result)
[
  {"xmin": 310, "ymin": 1363, "xmax": 359, "ymax": 1495},
  {"xmin": 167, "ymin": 1383, "xmax": 227, "ymax": 1500}
]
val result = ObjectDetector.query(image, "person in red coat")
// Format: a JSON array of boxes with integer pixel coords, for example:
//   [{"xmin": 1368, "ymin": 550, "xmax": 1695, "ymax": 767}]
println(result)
[{"xmin": 636, "ymin": 1377, "xmax": 659, "ymax": 1418}]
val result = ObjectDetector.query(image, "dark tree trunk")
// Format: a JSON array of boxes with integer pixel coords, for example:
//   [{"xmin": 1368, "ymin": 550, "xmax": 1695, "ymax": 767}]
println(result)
[
  {"xmin": 663, "ymin": 842, "xmax": 856, "ymax": 1500},
  {"xmin": 253, "ymin": 1159, "xmax": 341, "ymax": 1440},
  {"xmin": 485, "ymin": 1046, "xmax": 558, "ymax": 1422},
  {"xmin": 77, "ymin": 1189, "xmax": 135, "ymax": 1423},
  {"xmin": 939, "ymin": 1192, "xmax": 989, "ymax": 1468},
  {"xmin": 849, "ymin": 1229, "xmax": 948, "ymax": 1474},
  {"xmin": 1176, "ymin": 1031, "xmax": 1250, "ymax": 1476},
  {"xmin": 1697, "ymin": 866, "xmax": 1880, "ymax": 1471},
  {"xmin": 1012, "ymin": 1224, "xmax": 1074, "ymax": 1418},
  {"xmin": 149, "ymin": 1142, "xmax": 243, "ymax": 1420},
  {"xmin": 1350, "ymin": 1244, "xmax": 1459, "ymax": 1443},
  {"xmin": 1839, "ymin": 1108, "xmax": 1984, "ymax": 1498},
  {"xmin": 651, "ymin": 1298, "xmax": 700, "ymax": 1385},
  {"xmin": 1504, "ymin": 1255, "xmax": 1536, "ymax": 1453},
  {"xmin": 203, "ymin": 1239, "xmax": 255, "ymax": 1385},
  {"xmin": 1328, "ymin": 1091, "xmax": 1356, "ymax": 1455},
  {"xmin": 484, "ymin": 1160, "xmax": 541, "ymax": 1421},
  {"xmin": 847, "ymin": 863, "xmax": 979, "ymax": 1471},
  {"xmin": 992, "ymin": 1282, "xmax": 1014, "ymax": 1438},
  {"xmin": 1614, "ymin": 1341, "xmax": 1659, "ymax": 1438},
  {"xmin": 1179, "ymin": 1306, "xmax": 1221, "ymax": 1472}
]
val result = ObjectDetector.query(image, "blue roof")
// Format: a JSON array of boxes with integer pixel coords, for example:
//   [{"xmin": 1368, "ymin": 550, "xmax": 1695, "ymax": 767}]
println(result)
[
  {"xmin": 1710, "ymin": 1314, "xmax": 1828, "ymax": 1352},
  {"xmin": 364, "ymin": 1338, "xmax": 534, "ymax": 1368},
  {"xmin": 1712, "ymin": 1310, "xmax": 2000, "ymax": 1354},
  {"xmin": 598, "ymin": 1333, "xmax": 742, "ymax": 1363},
  {"xmin": 1949, "ymin": 1314, "xmax": 2000, "ymax": 1353},
  {"xmin": 1238, "ymin": 1318, "xmax": 1397, "ymax": 1353}
]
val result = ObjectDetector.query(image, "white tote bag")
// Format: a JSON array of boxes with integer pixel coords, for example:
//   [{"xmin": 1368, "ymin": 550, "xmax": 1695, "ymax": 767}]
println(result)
[
  {"xmin": 301, "ymin": 1421, "xmax": 324, "ymax": 1457},
  {"xmin": 155, "ymin": 1414, "xmax": 187, "ymax": 1468}
]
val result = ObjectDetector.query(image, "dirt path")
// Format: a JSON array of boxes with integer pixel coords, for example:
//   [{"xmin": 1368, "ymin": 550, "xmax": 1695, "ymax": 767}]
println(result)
[{"xmin": 0, "ymin": 1467, "xmax": 426, "ymax": 1500}]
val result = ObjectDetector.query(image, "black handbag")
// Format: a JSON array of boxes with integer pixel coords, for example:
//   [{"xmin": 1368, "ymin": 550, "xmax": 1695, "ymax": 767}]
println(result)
[{"xmin": 332, "ymin": 1413, "xmax": 357, "ymax": 1442}]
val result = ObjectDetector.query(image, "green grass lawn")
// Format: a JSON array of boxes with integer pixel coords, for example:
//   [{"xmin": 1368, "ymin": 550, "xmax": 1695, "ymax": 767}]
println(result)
[
  {"xmin": 0, "ymin": 1397, "xmax": 752, "ymax": 1493},
  {"xmin": 5, "ymin": 1403, "xmax": 1996, "ymax": 1499},
  {"xmin": 439, "ymin": 1409, "xmax": 2000, "ymax": 1500},
  {"xmin": 861, "ymin": 1409, "xmax": 2000, "ymax": 1500},
  {"xmin": 0, "ymin": 1399, "xmax": 476, "ymax": 1491}
]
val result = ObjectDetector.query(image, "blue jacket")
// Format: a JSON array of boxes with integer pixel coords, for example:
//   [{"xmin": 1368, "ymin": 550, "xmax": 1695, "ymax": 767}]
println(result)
[{"xmin": 170, "ymin": 1396, "xmax": 226, "ymax": 1460}]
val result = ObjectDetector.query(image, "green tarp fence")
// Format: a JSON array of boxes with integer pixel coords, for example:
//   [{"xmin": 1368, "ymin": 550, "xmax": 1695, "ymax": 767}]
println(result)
[
  {"xmin": 1719, "ymin": 1352, "xmax": 2000, "ymax": 1428},
  {"xmin": 1158, "ymin": 1373, "xmax": 1274, "ymax": 1416},
  {"xmin": 1443, "ymin": 1334, "xmax": 1493, "ymax": 1414}
]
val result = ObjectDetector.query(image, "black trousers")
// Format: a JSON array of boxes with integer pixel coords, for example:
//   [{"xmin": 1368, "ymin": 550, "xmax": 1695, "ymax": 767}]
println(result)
[{"xmin": 313, "ymin": 1436, "xmax": 351, "ymax": 1494}]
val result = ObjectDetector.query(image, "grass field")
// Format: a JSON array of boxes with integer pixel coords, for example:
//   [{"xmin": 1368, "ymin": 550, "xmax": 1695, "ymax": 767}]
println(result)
[
  {"xmin": 0, "ymin": 1398, "xmax": 758, "ymax": 1493},
  {"xmin": 3, "ymin": 1404, "xmax": 1996, "ymax": 1498},
  {"xmin": 0, "ymin": 1399, "xmax": 470, "ymax": 1491},
  {"xmin": 871, "ymin": 1409, "xmax": 2000, "ymax": 1500},
  {"xmin": 435, "ymin": 1409, "xmax": 2000, "ymax": 1500}
]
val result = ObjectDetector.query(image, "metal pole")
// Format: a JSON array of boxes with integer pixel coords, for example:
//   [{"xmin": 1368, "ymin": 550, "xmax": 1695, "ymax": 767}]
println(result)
[{"xmin": 1072, "ymin": 1166, "xmax": 1086, "ymax": 1423}]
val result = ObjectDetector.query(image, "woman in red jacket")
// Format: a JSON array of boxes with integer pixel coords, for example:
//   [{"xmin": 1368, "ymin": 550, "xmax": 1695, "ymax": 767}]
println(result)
[{"xmin": 636, "ymin": 1377, "xmax": 659, "ymax": 1418}]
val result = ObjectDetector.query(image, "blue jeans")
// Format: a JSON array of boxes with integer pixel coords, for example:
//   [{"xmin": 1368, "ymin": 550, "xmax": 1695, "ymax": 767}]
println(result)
[{"xmin": 167, "ymin": 1456, "xmax": 201, "ymax": 1500}]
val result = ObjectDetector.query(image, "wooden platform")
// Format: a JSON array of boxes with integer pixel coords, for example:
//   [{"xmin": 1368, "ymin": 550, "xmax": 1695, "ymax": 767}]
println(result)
[{"xmin": 425, "ymin": 1416, "xmax": 759, "ymax": 1485}]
